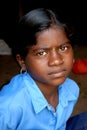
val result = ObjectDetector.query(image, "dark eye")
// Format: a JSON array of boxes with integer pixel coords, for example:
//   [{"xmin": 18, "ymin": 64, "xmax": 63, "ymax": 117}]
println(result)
[
  {"xmin": 37, "ymin": 51, "xmax": 47, "ymax": 56},
  {"xmin": 59, "ymin": 46, "xmax": 68, "ymax": 52}
]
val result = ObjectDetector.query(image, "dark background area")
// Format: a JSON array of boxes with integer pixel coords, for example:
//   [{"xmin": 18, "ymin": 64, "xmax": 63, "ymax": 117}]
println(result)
[{"xmin": 0, "ymin": 0, "xmax": 87, "ymax": 47}]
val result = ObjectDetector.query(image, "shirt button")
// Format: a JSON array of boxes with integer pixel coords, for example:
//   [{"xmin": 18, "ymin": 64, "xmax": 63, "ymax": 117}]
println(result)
[{"xmin": 50, "ymin": 119, "xmax": 56, "ymax": 125}]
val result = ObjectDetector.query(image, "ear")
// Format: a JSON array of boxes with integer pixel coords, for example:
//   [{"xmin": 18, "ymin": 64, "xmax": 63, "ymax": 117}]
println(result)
[{"xmin": 16, "ymin": 54, "xmax": 26, "ymax": 71}]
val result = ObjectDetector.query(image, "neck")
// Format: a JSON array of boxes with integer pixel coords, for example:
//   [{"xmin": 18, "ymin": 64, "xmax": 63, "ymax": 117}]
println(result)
[{"xmin": 35, "ymin": 81, "xmax": 59, "ymax": 109}]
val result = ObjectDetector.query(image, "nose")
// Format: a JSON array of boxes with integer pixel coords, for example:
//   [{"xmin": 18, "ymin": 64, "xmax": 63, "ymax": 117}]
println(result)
[{"xmin": 48, "ymin": 50, "xmax": 64, "ymax": 66}]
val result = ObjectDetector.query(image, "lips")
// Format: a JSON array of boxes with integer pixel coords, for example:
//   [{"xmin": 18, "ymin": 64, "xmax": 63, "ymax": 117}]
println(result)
[{"xmin": 48, "ymin": 69, "xmax": 66, "ymax": 78}]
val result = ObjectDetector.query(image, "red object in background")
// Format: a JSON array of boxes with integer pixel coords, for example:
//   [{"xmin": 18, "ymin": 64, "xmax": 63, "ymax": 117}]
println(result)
[{"xmin": 72, "ymin": 59, "xmax": 87, "ymax": 74}]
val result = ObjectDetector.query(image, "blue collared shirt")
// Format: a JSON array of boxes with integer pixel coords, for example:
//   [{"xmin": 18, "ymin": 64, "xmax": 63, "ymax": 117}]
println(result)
[{"xmin": 0, "ymin": 72, "xmax": 79, "ymax": 130}]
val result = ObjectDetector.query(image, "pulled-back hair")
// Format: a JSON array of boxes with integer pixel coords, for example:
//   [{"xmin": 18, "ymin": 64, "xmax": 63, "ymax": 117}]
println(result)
[{"xmin": 12, "ymin": 8, "xmax": 77, "ymax": 59}]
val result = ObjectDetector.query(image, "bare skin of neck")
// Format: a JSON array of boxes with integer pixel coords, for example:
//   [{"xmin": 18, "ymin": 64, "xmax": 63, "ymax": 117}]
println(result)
[
  {"xmin": 45, "ymin": 90, "xmax": 58, "ymax": 110},
  {"xmin": 36, "ymin": 82, "xmax": 58, "ymax": 110}
]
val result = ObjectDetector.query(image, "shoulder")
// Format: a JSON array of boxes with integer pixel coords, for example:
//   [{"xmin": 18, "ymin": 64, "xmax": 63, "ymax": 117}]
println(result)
[
  {"xmin": 66, "ymin": 77, "xmax": 79, "ymax": 90},
  {"xmin": 0, "ymin": 73, "xmax": 26, "ymax": 100},
  {"xmin": 0, "ymin": 73, "xmax": 31, "ymax": 108},
  {"xmin": 0, "ymin": 73, "xmax": 23, "ymax": 91},
  {"xmin": 60, "ymin": 77, "xmax": 80, "ymax": 97}
]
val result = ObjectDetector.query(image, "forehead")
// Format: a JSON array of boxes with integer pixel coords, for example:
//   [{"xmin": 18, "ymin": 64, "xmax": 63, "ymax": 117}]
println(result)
[
  {"xmin": 36, "ymin": 25, "xmax": 65, "ymax": 38},
  {"xmin": 35, "ymin": 26, "xmax": 68, "ymax": 47}
]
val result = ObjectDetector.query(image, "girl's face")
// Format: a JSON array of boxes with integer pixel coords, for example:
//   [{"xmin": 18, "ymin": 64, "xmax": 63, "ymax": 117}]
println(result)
[{"xmin": 24, "ymin": 27, "xmax": 74, "ymax": 88}]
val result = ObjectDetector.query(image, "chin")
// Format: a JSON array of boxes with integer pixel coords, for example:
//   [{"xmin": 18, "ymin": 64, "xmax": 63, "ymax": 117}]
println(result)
[{"xmin": 51, "ymin": 77, "xmax": 66, "ymax": 87}]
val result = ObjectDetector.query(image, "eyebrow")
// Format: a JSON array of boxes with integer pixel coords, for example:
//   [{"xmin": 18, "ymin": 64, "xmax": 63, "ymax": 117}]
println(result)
[
  {"xmin": 32, "ymin": 48, "xmax": 49, "ymax": 53},
  {"xmin": 32, "ymin": 41, "xmax": 71, "ymax": 52}
]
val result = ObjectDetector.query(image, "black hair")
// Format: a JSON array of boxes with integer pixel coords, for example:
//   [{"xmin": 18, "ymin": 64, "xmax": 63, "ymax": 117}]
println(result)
[{"xmin": 12, "ymin": 8, "xmax": 77, "ymax": 59}]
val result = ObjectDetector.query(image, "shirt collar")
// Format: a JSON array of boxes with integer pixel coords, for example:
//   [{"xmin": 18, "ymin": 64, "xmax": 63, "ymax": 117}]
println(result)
[
  {"xmin": 23, "ymin": 73, "xmax": 78, "ymax": 112},
  {"xmin": 22, "ymin": 72, "xmax": 48, "ymax": 114},
  {"xmin": 58, "ymin": 78, "xmax": 79, "ymax": 107}
]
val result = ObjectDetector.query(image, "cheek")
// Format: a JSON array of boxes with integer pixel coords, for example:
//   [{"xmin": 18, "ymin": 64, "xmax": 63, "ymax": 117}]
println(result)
[
  {"xmin": 25, "ymin": 59, "xmax": 46, "ymax": 74},
  {"xmin": 65, "ymin": 53, "xmax": 74, "ymax": 67},
  {"xmin": 26, "ymin": 63, "xmax": 47, "ymax": 81}
]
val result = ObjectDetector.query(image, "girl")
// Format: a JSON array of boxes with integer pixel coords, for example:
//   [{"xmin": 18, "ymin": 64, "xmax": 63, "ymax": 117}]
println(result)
[{"xmin": 0, "ymin": 8, "xmax": 81, "ymax": 130}]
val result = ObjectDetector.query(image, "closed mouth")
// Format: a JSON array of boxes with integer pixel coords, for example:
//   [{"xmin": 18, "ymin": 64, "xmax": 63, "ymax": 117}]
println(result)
[{"xmin": 48, "ymin": 70, "xmax": 66, "ymax": 78}]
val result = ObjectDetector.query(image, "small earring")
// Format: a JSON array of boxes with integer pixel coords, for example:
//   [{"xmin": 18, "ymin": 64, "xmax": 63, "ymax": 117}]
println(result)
[{"xmin": 20, "ymin": 68, "xmax": 27, "ymax": 73}]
